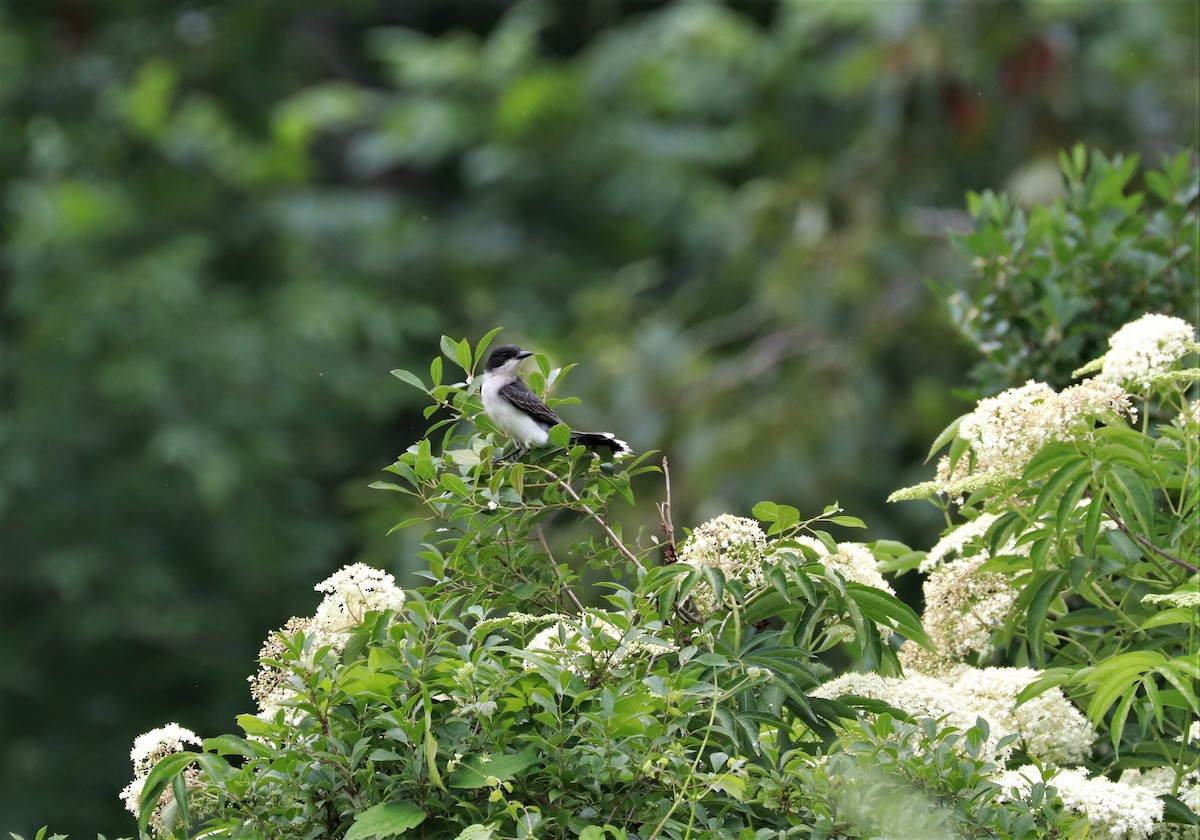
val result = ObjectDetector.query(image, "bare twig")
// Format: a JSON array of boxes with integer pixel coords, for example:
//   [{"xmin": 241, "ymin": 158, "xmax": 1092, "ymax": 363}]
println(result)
[
  {"xmin": 657, "ymin": 457, "xmax": 678, "ymax": 564},
  {"xmin": 1105, "ymin": 506, "xmax": 1199, "ymax": 573},
  {"xmin": 528, "ymin": 464, "xmax": 647, "ymax": 572}
]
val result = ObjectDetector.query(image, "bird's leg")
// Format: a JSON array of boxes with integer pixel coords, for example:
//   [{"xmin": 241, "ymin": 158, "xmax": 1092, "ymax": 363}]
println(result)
[{"xmin": 494, "ymin": 445, "xmax": 528, "ymax": 464}]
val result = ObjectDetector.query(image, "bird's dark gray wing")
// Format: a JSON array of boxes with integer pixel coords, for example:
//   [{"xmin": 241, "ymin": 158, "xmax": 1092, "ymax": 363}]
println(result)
[{"xmin": 500, "ymin": 379, "xmax": 563, "ymax": 429}]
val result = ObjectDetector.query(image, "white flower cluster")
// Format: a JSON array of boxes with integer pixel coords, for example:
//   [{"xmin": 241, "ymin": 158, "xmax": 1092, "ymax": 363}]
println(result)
[
  {"xmin": 907, "ymin": 377, "xmax": 1134, "ymax": 501},
  {"xmin": 313, "ymin": 562, "xmax": 406, "ymax": 647},
  {"xmin": 946, "ymin": 665, "xmax": 1092, "ymax": 764},
  {"xmin": 791, "ymin": 536, "xmax": 896, "ymax": 595},
  {"xmin": 525, "ymin": 611, "xmax": 674, "ymax": 677},
  {"xmin": 1120, "ymin": 765, "xmax": 1200, "ymax": 839},
  {"xmin": 922, "ymin": 513, "xmax": 1004, "ymax": 573},
  {"xmin": 1117, "ymin": 720, "xmax": 1200, "ymax": 838},
  {"xmin": 995, "ymin": 765, "xmax": 1164, "ymax": 840},
  {"xmin": 1143, "ymin": 590, "xmax": 1200, "ymax": 609},
  {"xmin": 119, "ymin": 723, "xmax": 202, "ymax": 817},
  {"xmin": 958, "ymin": 380, "xmax": 1059, "ymax": 478},
  {"xmin": 678, "ymin": 514, "xmax": 769, "ymax": 616},
  {"xmin": 948, "ymin": 379, "xmax": 1134, "ymax": 487},
  {"xmin": 1097, "ymin": 313, "xmax": 1197, "ymax": 390},
  {"xmin": 814, "ymin": 665, "xmax": 1091, "ymax": 765},
  {"xmin": 249, "ymin": 564, "xmax": 406, "ymax": 720},
  {"xmin": 918, "ymin": 554, "xmax": 1020, "ymax": 667},
  {"xmin": 814, "ymin": 671, "xmax": 1003, "ymax": 754},
  {"xmin": 248, "ymin": 616, "xmax": 314, "ymax": 721},
  {"xmin": 678, "ymin": 515, "xmax": 898, "ymax": 634}
]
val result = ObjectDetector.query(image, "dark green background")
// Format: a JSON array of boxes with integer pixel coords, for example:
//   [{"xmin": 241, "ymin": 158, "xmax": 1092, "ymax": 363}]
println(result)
[{"xmin": 1, "ymin": 1, "xmax": 1196, "ymax": 833}]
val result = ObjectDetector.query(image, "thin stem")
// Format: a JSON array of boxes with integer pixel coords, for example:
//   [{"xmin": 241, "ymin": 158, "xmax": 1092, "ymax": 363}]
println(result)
[
  {"xmin": 1105, "ymin": 506, "xmax": 1199, "ymax": 574},
  {"xmin": 646, "ymin": 691, "xmax": 722, "ymax": 840},
  {"xmin": 528, "ymin": 464, "xmax": 647, "ymax": 573},
  {"xmin": 536, "ymin": 524, "xmax": 585, "ymax": 612}
]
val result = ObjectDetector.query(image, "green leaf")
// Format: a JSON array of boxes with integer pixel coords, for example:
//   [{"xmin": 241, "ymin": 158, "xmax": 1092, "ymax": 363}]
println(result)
[
  {"xmin": 1155, "ymin": 660, "xmax": 1200, "ymax": 714},
  {"xmin": 1162, "ymin": 794, "xmax": 1200, "ymax": 828},
  {"xmin": 548, "ymin": 423, "xmax": 571, "ymax": 449},
  {"xmin": 202, "ymin": 734, "xmax": 258, "ymax": 757},
  {"xmin": 391, "ymin": 368, "xmax": 426, "ymax": 391},
  {"xmin": 455, "ymin": 826, "xmax": 500, "ymax": 840},
  {"xmin": 1139, "ymin": 608, "xmax": 1197, "ymax": 630},
  {"xmin": 926, "ymin": 415, "xmax": 964, "ymax": 462},
  {"xmin": 1032, "ymin": 458, "xmax": 1088, "ymax": 520},
  {"xmin": 771, "ymin": 504, "xmax": 800, "ymax": 534},
  {"xmin": 1023, "ymin": 570, "xmax": 1065, "ymax": 667},
  {"xmin": 1109, "ymin": 680, "xmax": 1139, "ymax": 754},
  {"xmin": 474, "ymin": 327, "xmax": 505, "ymax": 369},
  {"xmin": 742, "ymin": 589, "xmax": 795, "ymax": 625},
  {"xmin": 1083, "ymin": 650, "xmax": 1167, "ymax": 723},
  {"xmin": 752, "ymin": 501, "xmax": 779, "ymax": 523},
  {"xmin": 455, "ymin": 338, "xmax": 473, "ymax": 374},
  {"xmin": 707, "ymin": 773, "xmax": 747, "ymax": 801},
  {"xmin": 1107, "ymin": 465, "xmax": 1155, "ymax": 536},
  {"xmin": 1082, "ymin": 494, "xmax": 1106, "ymax": 558},
  {"xmin": 828, "ymin": 515, "xmax": 866, "ymax": 529},
  {"xmin": 344, "ymin": 801, "xmax": 427, "ymax": 840},
  {"xmin": 448, "ymin": 746, "xmax": 540, "ymax": 788},
  {"xmin": 440, "ymin": 472, "xmax": 471, "ymax": 498},
  {"xmin": 385, "ymin": 516, "xmax": 431, "ymax": 535},
  {"xmin": 1015, "ymin": 667, "xmax": 1073, "ymax": 705},
  {"xmin": 843, "ymin": 583, "xmax": 932, "ymax": 649},
  {"xmin": 1055, "ymin": 470, "xmax": 1093, "ymax": 534},
  {"xmin": 171, "ymin": 769, "xmax": 191, "ymax": 828},
  {"xmin": 137, "ymin": 752, "xmax": 199, "ymax": 834},
  {"xmin": 237, "ymin": 713, "xmax": 276, "ymax": 738}
]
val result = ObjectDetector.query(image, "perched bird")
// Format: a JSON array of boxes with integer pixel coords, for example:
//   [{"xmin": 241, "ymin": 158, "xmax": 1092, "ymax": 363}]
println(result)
[{"xmin": 481, "ymin": 344, "xmax": 631, "ymax": 460}]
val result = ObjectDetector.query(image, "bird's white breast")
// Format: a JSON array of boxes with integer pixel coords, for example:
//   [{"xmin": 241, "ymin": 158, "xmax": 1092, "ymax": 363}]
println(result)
[{"xmin": 481, "ymin": 375, "xmax": 550, "ymax": 447}]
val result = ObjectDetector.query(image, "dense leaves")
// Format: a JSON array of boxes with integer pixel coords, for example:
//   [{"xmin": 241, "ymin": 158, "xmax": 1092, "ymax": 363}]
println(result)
[{"xmin": 111, "ymin": 337, "xmax": 1076, "ymax": 839}]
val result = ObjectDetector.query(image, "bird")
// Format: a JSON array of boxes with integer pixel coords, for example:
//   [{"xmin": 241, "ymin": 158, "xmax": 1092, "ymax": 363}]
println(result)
[{"xmin": 481, "ymin": 344, "xmax": 631, "ymax": 460}]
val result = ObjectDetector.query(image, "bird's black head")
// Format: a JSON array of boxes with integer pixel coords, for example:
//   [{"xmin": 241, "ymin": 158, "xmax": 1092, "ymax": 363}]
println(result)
[{"xmin": 485, "ymin": 344, "xmax": 533, "ymax": 372}]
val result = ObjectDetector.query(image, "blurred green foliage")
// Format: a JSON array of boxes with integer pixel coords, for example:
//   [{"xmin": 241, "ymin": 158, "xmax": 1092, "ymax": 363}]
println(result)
[
  {"xmin": 0, "ymin": 0, "xmax": 1196, "ymax": 833},
  {"xmin": 942, "ymin": 146, "xmax": 1199, "ymax": 394}
]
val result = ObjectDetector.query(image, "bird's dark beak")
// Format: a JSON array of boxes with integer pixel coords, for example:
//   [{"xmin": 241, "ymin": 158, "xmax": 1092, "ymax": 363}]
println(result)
[{"xmin": 516, "ymin": 350, "xmax": 533, "ymax": 360}]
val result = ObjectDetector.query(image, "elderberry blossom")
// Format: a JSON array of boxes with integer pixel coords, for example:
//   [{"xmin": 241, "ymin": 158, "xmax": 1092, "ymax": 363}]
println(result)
[
  {"xmin": 813, "ymin": 671, "xmax": 1011, "ymax": 760},
  {"xmin": 995, "ymin": 766, "xmax": 1163, "ymax": 840},
  {"xmin": 922, "ymin": 513, "xmax": 1002, "ymax": 573},
  {"xmin": 895, "ymin": 378, "xmax": 1134, "ymax": 500},
  {"xmin": 312, "ymin": 563, "xmax": 406, "ymax": 651},
  {"xmin": 788, "ymin": 536, "xmax": 895, "ymax": 595},
  {"xmin": 919, "ymin": 554, "xmax": 1020, "ymax": 667},
  {"xmin": 958, "ymin": 379, "xmax": 1133, "ymax": 482},
  {"xmin": 129, "ymin": 723, "xmax": 202, "ymax": 778},
  {"xmin": 248, "ymin": 616, "xmax": 313, "ymax": 720},
  {"xmin": 678, "ymin": 514, "xmax": 769, "ymax": 616},
  {"xmin": 1143, "ymin": 590, "xmax": 1200, "ymax": 609},
  {"xmin": 1095, "ymin": 313, "xmax": 1197, "ymax": 390},
  {"xmin": 815, "ymin": 666, "xmax": 1090, "ymax": 765},
  {"xmin": 525, "ymin": 611, "xmax": 673, "ymax": 677},
  {"xmin": 1120, "ymin": 765, "xmax": 1200, "ymax": 839},
  {"xmin": 946, "ymin": 665, "xmax": 1092, "ymax": 764},
  {"xmin": 119, "ymin": 723, "xmax": 202, "ymax": 823}
]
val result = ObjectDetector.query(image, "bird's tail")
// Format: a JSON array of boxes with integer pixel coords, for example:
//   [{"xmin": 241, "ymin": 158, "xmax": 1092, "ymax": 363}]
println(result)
[{"xmin": 570, "ymin": 431, "xmax": 632, "ymax": 458}]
